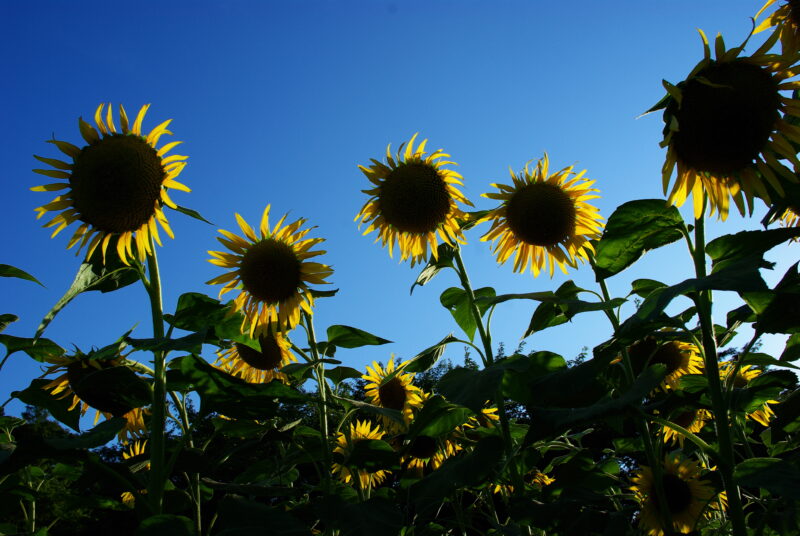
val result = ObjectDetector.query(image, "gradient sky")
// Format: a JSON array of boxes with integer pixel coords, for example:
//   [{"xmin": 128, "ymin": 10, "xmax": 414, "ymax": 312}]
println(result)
[{"xmin": 1, "ymin": 1, "xmax": 794, "ymax": 421}]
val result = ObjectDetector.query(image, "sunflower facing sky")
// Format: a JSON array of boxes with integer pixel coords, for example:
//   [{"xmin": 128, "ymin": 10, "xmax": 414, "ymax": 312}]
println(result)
[
  {"xmin": 631, "ymin": 455, "xmax": 719, "ymax": 536},
  {"xmin": 356, "ymin": 133, "xmax": 472, "ymax": 266},
  {"xmin": 33, "ymin": 103, "xmax": 189, "ymax": 265},
  {"xmin": 659, "ymin": 29, "xmax": 800, "ymax": 219},
  {"xmin": 42, "ymin": 353, "xmax": 148, "ymax": 441},
  {"xmin": 215, "ymin": 329, "xmax": 297, "ymax": 384},
  {"xmin": 332, "ymin": 419, "xmax": 390, "ymax": 490},
  {"xmin": 207, "ymin": 205, "xmax": 333, "ymax": 335},
  {"xmin": 362, "ymin": 356, "xmax": 424, "ymax": 431},
  {"xmin": 479, "ymin": 153, "xmax": 603, "ymax": 277},
  {"xmin": 756, "ymin": 0, "xmax": 800, "ymax": 54}
]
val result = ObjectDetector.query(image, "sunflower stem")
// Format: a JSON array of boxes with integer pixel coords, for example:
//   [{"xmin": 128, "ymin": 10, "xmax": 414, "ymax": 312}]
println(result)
[
  {"xmin": 303, "ymin": 311, "xmax": 332, "ymax": 489},
  {"xmin": 596, "ymin": 276, "xmax": 676, "ymax": 536},
  {"xmin": 690, "ymin": 201, "xmax": 747, "ymax": 536},
  {"xmin": 143, "ymin": 240, "xmax": 167, "ymax": 515},
  {"xmin": 452, "ymin": 247, "xmax": 525, "ymax": 495}
]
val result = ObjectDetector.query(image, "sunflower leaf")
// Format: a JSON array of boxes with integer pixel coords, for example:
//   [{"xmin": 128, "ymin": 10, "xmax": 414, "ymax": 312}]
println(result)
[
  {"xmin": 782, "ymin": 333, "xmax": 800, "ymax": 362},
  {"xmin": 405, "ymin": 395, "xmax": 472, "ymax": 439},
  {"xmin": 707, "ymin": 228, "xmax": 800, "ymax": 274},
  {"xmin": 403, "ymin": 334, "xmax": 459, "ymax": 373},
  {"xmin": 326, "ymin": 325, "xmax": 391, "ymax": 349},
  {"xmin": 45, "ymin": 418, "xmax": 126, "ymax": 450},
  {"xmin": 439, "ymin": 287, "xmax": 495, "ymax": 341},
  {"xmin": 410, "ymin": 243, "xmax": 456, "ymax": 294},
  {"xmin": 213, "ymin": 496, "xmax": 308, "ymax": 536},
  {"xmin": 12, "ymin": 379, "xmax": 81, "ymax": 431},
  {"xmin": 734, "ymin": 458, "xmax": 800, "ymax": 499},
  {"xmin": 0, "ymin": 314, "xmax": 18, "ymax": 333},
  {"xmin": 136, "ymin": 514, "xmax": 196, "ymax": 536},
  {"xmin": 0, "ymin": 334, "xmax": 64, "ymax": 363},
  {"xmin": 337, "ymin": 439, "xmax": 399, "ymax": 472},
  {"xmin": 172, "ymin": 204, "xmax": 213, "ymax": 225},
  {"xmin": 592, "ymin": 199, "xmax": 685, "ymax": 280},
  {"xmin": 0, "ymin": 264, "xmax": 44, "ymax": 286},
  {"xmin": 35, "ymin": 247, "xmax": 140, "ymax": 339}
]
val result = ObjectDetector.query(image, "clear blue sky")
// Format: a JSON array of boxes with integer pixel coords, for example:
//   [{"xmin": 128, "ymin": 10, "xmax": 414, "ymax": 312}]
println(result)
[{"xmin": 1, "ymin": 1, "xmax": 794, "ymax": 420}]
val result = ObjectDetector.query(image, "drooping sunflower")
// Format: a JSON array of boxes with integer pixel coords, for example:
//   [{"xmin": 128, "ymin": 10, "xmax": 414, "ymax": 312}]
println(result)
[
  {"xmin": 628, "ymin": 337, "xmax": 704, "ymax": 391},
  {"xmin": 215, "ymin": 329, "xmax": 297, "ymax": 384},
  {"xmin": 43, "ymin": 353, "xmax": 149, "ymax": 441},
  {"xmin": 659, "ymin": 29, "xmax": 800, "ymax": 219},
  {"xmin": 207, "ymin": 205, "xmax": 333, "ymax": 334},
  {"xmin": 781, "ymin": 205, "xmax": 800, "ymax": 227},
  {"xmin": 480, "ymin": 154, "xmax": 603, "ymax": 277},
  {"xmin": 400, "ymin": 434, "xmax": 458, "ymax": 477},
  {"xmin": 631, "ymin": 455, "xmax": 719, "ymax": 536},
  {"xmin": 356, "ymin": 133, "xmax": 473, "ymax": 266},
  {"xmin": 662, "ymin": 408, "xmax": 712, "ymax": 447},
  {"xmin": 755, "ymin": 0, "xmax": 800, "ymax": 54},
  {"xmin": 362, "ymin": 356, "xmax": 424, "ymax": 431},
  {"xmin": 332, "ymin": 420, "xmax": 390, "ymax": 490},
  {"xmin": 719, "ymin": 362, "xmax": 780, "ymax": 426},
  {"xmin": 33, "ymin": 103, "xmax": 189, "ymax": 265}
]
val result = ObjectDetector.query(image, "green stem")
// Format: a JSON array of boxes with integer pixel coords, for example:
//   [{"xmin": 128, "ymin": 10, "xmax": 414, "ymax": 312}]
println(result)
[
  {"xmin": 596, "ymin": 277, "xmax": 676, "ymax": 536},
  {"xmin": 303, "ymin": 311, "xmax": 332, "ymax": 488},
  {"xmin": 144, "ymin": 239, "xmax": 167, "ymax": 515},
  {"xmin": 689, "ymin": 202, "xmax": 747, "ymax": 536}
]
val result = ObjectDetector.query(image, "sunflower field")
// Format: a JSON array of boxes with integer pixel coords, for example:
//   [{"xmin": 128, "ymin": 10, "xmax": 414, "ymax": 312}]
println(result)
[{"xmin": 4, "ymin": 2, "xmax": 800, "ymax": 536}]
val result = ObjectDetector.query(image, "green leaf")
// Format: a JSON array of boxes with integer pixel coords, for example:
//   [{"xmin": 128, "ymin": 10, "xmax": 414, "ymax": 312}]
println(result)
[
  {"xmin": 741, "ymin": 353, "xmax": 800, "ymax": 371},
  {"xmin": 782, "ymin": 333, "xmax": 800, "ymax": 362},
  {"xmin": 410, "ymin": 243, "xmax": 456, "ymax": 294},
  {"xmin": 326, "ymin": 366, "xmax": 363, "ymax": 385},
  {"xmin": 336, "ymin": 439, "xmax": 399, "ymax": 472},
  {"xmin": 172, "ymin": 204, "xmax": 213, "ymax": 225},
  {"xmin": 501, "ymin": 352, "xmax": 569, "ymax": 404},
  {"xmin": 214, "ymin": 496, "xmax": 308, "ymax": 536},
  {"xmin": 316, "ymin": 496, "xmax": 402, "ymax": 536},
  {"xmin": 127, "ymin": 331, "xmax": 206, "ymax": 354},
  {"xmin": 753, "ymin": 263, "xmax": 800, "ymax": 335},
  {"xmin": 326, "ymin": 325, "xmax": 391, "ymax": 349},
  {"xmin": 403, "ymin": 334, "xmax": 458, "ymax": 373},
  {"xmin": 136, "ymin": 514, "xmax": 197, "ymax": 536},
  {"xmin": 46, "ymin": 418, "xmax": 126, "ymax": 450},
  {"xmin": 630, "ymin": 279, "xmax": 668, "ymax": 299},
  {"xmin": 35, "ymin": 247, "xmax": 140, "ymax": 338},
  {"xmin": 592, "ymin": 199, "xmax": 684, "ymax": 280},
  {"xmin": 707, "ymin": 227, "xmax": 800, "ymax": 274},
  {"xmin": 405, "ymin": 395, "xmax": 472, "ymax": 439},
  {"xmin": 439, "ymin": 286, "xmax": 495, "ymax": 341},
  {"xmin": 67, "ymin": 365, "xmax": 151, "ymax": 414},
  {"xmin": 333, "ymin": 397, "xmax": 404, "ymax": 425},
  {"xmin": 0, "ymin": 335, "xmax": 64, "ymax": 362},
  {"xmin": 438, "ymin": 365, "xmax": 505, "ymax": 413},
  {"xmin": 170, "ymin": 355, "xmax": 305, "ymax": 419},
  {"xmin": 734, "ymin": 458, "xmax": 800, "ymax": 499},
  {"xmin": 0, "ymin": 264, "xmax": 44, "ymax": 286},
  {"xmin": 0, "ymin": 314, "xmax": 18, "ymax": 333},
  {"xmin": 13, "ymin": 379, "xmax": 81, "ymax": 431}
]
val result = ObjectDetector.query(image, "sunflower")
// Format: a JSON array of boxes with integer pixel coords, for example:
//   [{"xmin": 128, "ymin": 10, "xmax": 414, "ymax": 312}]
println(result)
[
  {"xmin": 662, "ymin": 408, "xmax": 712, "ymax": 447},
  {"xmin": 755, "ymin": 0, "xmax": 800, "ymax": 54},
  {"xmin": 120, "ymin": 442, "xmax": 148, "ymax": 507},
  {"xmin": 400, "ymin": 434, "xmax": 459, "ymax": 477},
  {"xmin": 332, "ymin": 419, "xmax": 390, "ymax": 490},
  {"xmin": 42, "ymin": 353, "xmax": 148, "ymax": 441},
  {"xmin": 659, "ymin": 29, "xmax": 800, "ymax": 220},
  {"xmin": 33, "ymin": 103, "xmax": 189, "ymax": 265},
  {"xmin": 631, "ymin": 455, "xmax": 718, "ymax": 536},
  {"xmin": 215, "ymin": 329, "xmax": 297, "ymax": 384},
  {"xmin": 362, "ymin": 356, "xmax": 424, "ymax": 431},
  {"xmin": 492, "ymin": 471, "xmax": 555, "ymax": 496},
  {"xmin": 780, "ymin": 205, "xmax": 800, "ymax": 227},
  {"xmin": 719, "ymin": 362, "xmax": 780, "ymax": 426},
  {"xmin": 628, "ymin": 337, "xmax": 704, "ymax": 391},
  {"xmin": 356, "ymin": 133, "xmax": 473, "ymax": 266},
  {"xmin": 207, "ymin": 205, "xmax": 333, "ymax": 334},
  {"xmin": 480, "ymin": 154, "xmax": 603, "ymax": 277}
]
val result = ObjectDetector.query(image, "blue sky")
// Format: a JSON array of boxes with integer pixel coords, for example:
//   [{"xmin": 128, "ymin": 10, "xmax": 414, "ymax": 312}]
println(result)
[{"xmin": 1, "ymin": 1, "xmax": 794, "ymax": 420}]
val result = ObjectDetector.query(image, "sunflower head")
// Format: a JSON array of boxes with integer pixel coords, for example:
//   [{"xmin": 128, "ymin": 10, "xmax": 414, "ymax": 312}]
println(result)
[
  {"xmin": 628, "ymin": 337, "xmax": 704, "ymax": 391},
  {"xmin": 662, "ymin": 408, "xmax": 712, "ymax": 447},
  {"xmin": 33, "ymin": 103, "xmax": 189, "ymax": 265},
  {"xmin": 660, "ymin": 30, "xmax": 800, "ymax": 220},
  {"xmin": 207, "ymin": 206, "xmax": 333, "ymax": 334},
  {"xmin": 332, "ymin": 419, "xmax": 390, "ymax": 490},
  {"xmin": 43, "ymin": 352, "xmax": 149, "ymax": 441},
  {"xmin": 631, "ymin": 455, "xmax": 719, "ymax": 536},
  {"xmin": 479, "ymin": 153, "xmax": 603, "ymax": 277},
  {"xmin": 755, "ymin": 0, "xmax": 800, "ymax": 54},
  {"xmin": 400, "ymin": 434, "xmax": 459, "ymax": 477},
  {"xmin": 356, "ymin": 133, "xmax": 473, "ymax": 266},
  {"xmin": 215, "ymin": 329, "xmax": 297, "ymax": 384},
  {"xmin": 362, "ymin": 356, "xmax": 424, "ymax": 432},
  {"xmin": 719, "ymin": 362, "xmax": 780, "ymax": 426}
]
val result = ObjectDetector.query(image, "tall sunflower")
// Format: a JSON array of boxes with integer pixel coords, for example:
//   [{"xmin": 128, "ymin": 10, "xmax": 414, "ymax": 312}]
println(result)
[
  {"xmin": 400, "ymin": 434, "xmax": 460, "ymax": 477},
  {"xmin": 662, "ymin": 408, "xmax": 712, "ymax": 447},
  {"xmin": 33, "ymin": 103, "xmax": 189, "ymax": 265},
  {"xmin": 356, "ymin": 134, "xmax": 472, "ymax": 266},
  {"xmin": 719, "ymin": 362, "xmax": 780, "ymax": 426},
  {"xmin": 659, "ymin": 29, "xmax": 800, "ymax": 219},
  {"xmin": 628, "ymin": 337, "xmax": 704, "ymax": 391},
  {"xmin": 480, "ymin": 154, "xmax": 603, "ymax": 277},
  {"xmin": 120, "ymin": 440, "xmax": 149, "ymax": 507},
  {"xmin": 207, "ymin": 206, "xmax": 333, "ymax": 334},
  {"xmin": 631, "ymin": 455, "xmax": 718, "ymax": 536},
  {"xmin": 332, "ymin": 420, "xmax": 390, "ymax": 490},
  {"xmin": 43, "ymin": 353, "xmax": 149, "ymax": 441},
  {"xmin": 362, "ymin": 356, "xmax": 424, "ymax": 432},
  {"xmin": 215, "ymin": 329, "xmax": 297, "ymax": 384},
  {"xmin": 755, "ymin": 0, "xmax": 800, "ymax": 54}
]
